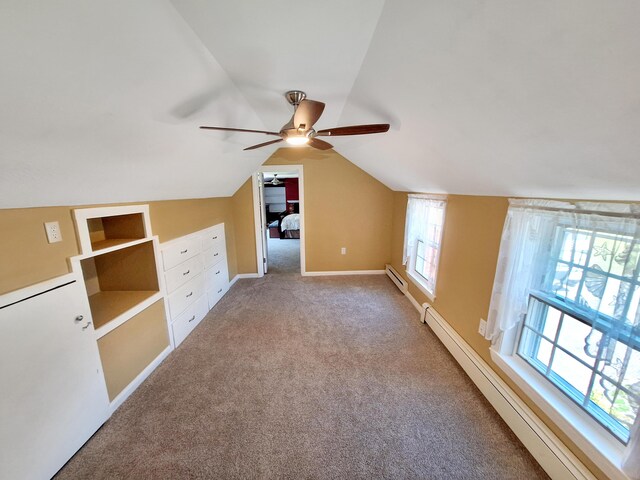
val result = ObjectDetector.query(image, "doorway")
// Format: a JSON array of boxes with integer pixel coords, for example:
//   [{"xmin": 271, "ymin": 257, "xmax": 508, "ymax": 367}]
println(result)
[{"xmin": 252, "ymin": 164, "xmax": 305, "ymax": 276}]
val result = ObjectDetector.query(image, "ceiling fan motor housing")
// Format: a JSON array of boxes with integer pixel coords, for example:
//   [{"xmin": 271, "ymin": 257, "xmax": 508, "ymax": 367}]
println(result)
[{"xmin": 285, "ymin": 90, "xmax": 306, "ymax": 107}]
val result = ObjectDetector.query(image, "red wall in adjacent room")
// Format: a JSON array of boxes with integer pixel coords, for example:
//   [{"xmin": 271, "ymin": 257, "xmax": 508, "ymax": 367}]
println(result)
[{"xmin": 284, "ymin": 178, "xmax": 299, "ymax": 202}]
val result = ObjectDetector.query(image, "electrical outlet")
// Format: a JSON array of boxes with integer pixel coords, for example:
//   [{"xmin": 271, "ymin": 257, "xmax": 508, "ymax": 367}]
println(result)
[
  {"xmin": 341, "ymin": 247, "xmax": 347, "ymax": 255},
  {"xmin": 478, "ymin": 318, "xmax": 487, "ymax": 336},
  {"xmin": 44, "ymin": 221, "xmax": 62, "ymax": 243}
]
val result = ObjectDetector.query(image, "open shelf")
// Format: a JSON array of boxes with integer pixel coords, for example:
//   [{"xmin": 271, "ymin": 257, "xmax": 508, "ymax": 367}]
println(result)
[
  {"xmin": 80, "ymin": 240, "xmax": 160, "ymax": 331},
  {"xmin": 87, "ymin": 213, "xmax": 146, "ymax": 253},
  {"xmin": 88, "ymin": 291, "xmax": 158, "ymax": 329}
]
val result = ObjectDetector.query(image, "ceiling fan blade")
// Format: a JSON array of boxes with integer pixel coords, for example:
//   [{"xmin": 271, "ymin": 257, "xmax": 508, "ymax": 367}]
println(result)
[
  {"xmin": 308, "ymin": 138, "xmax": 333, "ymax": 150},
  {"xmin": 243, "ymin": 139, "xmax": 284, "ymax": 151},
  {"xmin": 293, "ymin": 100, "xmax": 325, "ymax": 130},
  {"xmin": 316, "ymin": 124, "xmax": 390, "ymax": 136},
  {"xmin": 200, "ymin": 126, "xmax": 280, "ymax": 136}
]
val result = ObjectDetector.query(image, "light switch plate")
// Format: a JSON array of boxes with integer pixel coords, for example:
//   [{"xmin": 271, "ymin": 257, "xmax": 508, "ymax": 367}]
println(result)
[
  {"xmin": 44, "ymin": 221, "xmax": 62, "ymax": 243},
  {"xmin": 478, "ymin": 318, "xmax": 487, "ymax": 336},
  {"xmin": 341, "ymin": 247, "xmax": 347, "ymax": 255}
]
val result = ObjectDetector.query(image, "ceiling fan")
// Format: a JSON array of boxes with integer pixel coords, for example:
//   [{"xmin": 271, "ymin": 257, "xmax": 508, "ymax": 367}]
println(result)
[
  {"xmin": 200, "ymin": 90, "xmax": 390, "ymax": 151},
  {"xmin": 264, "ymin": 174, "xmax": 282, "ymax": 186}
]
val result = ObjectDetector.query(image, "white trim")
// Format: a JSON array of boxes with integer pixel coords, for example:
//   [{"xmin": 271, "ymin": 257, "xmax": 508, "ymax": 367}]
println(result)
[
  {"xmin": 401, "ymin": 294, "xmax": 597, "ymax": 480},
  {"xmin": 108, "ymin": 344, "xmax": 172, "ymax": 414},
  {"xmin": 73, "ymin": 204, "xmax": 152, "ymax": 255},
  {"xmin": 406, "ymin": 269, "xmax": 436, "ymax": 302},
  {"xmin": 252, "ymin": 165, "xmax": 306, "ymax": 276},
  {"xmin": 491, "ymin": 349, "xmax": 631, "ymax": 480},
  {"xmin": 229, "ymin": 273, "xmax": 260, "ymax": 288},
  {"xmin": 251, "ymin": 172, "xmax": 265, "ymax": 277},
  {"xmin": 302, "ymin": 269, "xmax": 386, "ymax": 277}
]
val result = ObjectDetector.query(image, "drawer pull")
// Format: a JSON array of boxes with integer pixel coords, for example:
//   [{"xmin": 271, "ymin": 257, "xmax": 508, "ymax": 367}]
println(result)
[
  {"xmin": 180, "ymin": 249, "xmax": 188, "ymax": 254},
  {"xmin": 183, "ymin": 269, "xmax": 190, "ymax": 276},
  {"xmin": 216, "ymin": 270, "xmax": 221, "ymax": 275},
  {"xmin": 212, "ymin": 236, "xmax": 218, "ymax": 240},
  {"xmin": 217, "ymin": 288, "xmax": 223, "ymax": 294},
  {"xmin": 75, "ymin": 315, "xmax": 84, "ymax": 322},
  {"xmin": 188, "ymin": 315, "xmax": 196, "ymax": 322},
  {"xmin": 186, "ymin": 292, "xmax": 193, "ymax": 298},
  {"xmin": 82, "ymin": 322, "xmax": 92, "ymax": 330},
  {"xmin": 214, "ymin": 252, "xmax": 219, "ymax": 257}
]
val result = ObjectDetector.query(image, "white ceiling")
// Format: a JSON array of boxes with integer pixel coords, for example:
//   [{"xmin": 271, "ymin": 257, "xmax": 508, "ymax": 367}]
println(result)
[{"xmin": 1, "ymin": 0, "xmax": 639, "ymax": 208}]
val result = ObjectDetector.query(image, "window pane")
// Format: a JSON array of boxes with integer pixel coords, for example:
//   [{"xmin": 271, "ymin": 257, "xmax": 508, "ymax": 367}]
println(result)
[
  {"xmin": 518, "ymin": 327, "xmax": 553, "ymax": 372},
  {"xmin": 557, "ymin": 315, "xmax": 597, "ymax": 367},
  {"xmin": 574, "ymin": 231, "xmax": 592, "ymax": 266},
  {"xmin": 550, "ymin": 349, "xmax": 591, "ymax": 401},
  {"xmin": 554, "ymin": 266, "xmax": 584, "ymax": 302},
  {"xmin": 590, "ymin": 235, "xmax": 615, "ymax": 273},
  {"xmin": 609, "ymin": 390, "xmax": 639, "ymax": 432},
  {"xmin": 590, "ymin": 374, "xmax": 617, "ymax": 414},
  {"xmin": 621, "ymin": 348, "xmax": 640, "ymax": 392},
  {"xmin": 597, "ymin": 341, "xmax": 628, "ymax": 383},
  {"xmin": 627, "ymin": 285, "xmax": 639, "ymax": 326},
  {"xmin": 416, "ymin": 240, "xmax": 425, "ymax": 258}
]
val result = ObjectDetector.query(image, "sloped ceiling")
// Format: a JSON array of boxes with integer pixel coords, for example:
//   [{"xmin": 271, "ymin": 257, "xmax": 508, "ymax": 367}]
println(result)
[{"xmin": 1, "ymin": 1, "xmax": 639, "ymax": 208}]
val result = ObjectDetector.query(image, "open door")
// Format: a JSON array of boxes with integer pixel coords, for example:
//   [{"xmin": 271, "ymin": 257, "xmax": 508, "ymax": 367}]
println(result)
[{"xmin": 257, "ymin": 172, "xmax": 268, "ymax": 273}]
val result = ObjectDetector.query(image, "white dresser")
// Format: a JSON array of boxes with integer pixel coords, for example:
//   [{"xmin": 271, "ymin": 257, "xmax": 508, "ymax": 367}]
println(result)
[{"xmin": 160, "ymin": 223, "xmax": 230, "ymax": 347}]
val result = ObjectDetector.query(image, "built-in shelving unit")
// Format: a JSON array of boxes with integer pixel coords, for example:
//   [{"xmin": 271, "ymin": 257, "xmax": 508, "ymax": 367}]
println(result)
[
  {"xmin": 70, "ymin": 205, "xmax": 170, "ymax": 404},
  {"xmin": 74, "ymin": 206, "xmax": 152, "ymax": 255}
]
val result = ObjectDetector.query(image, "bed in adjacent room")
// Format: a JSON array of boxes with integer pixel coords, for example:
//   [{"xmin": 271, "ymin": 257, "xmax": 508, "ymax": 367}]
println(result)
[{"xmin": 280, "ymin": 213, "xmax": 300, "ymax": 239}]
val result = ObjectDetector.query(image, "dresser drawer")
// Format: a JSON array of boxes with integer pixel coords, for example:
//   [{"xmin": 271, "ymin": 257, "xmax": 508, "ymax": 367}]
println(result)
[
  {"xmin": 205, "ymin": 262, "xmax": 229, "ymax": 292},
  {"xmin": 207, "ymin": 283, "xmax": 228, "ymax": 310},
  {"xmin": 164, "ymin": 256, "xmax": 203, "ymax": 294},
  {"xmin": 168, "ymin": 273, "xmax": 205, "ymax": 318},
  {"xmin": 172, "ymin": 295, "xmax": 208, "ymax": 347},
  {"xmin": 201, "ymin": 224, "xmax": 225, "ymax": 252},
  {"xmin": 203, "ymin": 246, "xmax": 225, "ymax": 269},
  {"xmin": 161, "ymin": 237, "xmax": 201, "ymax": 271}
]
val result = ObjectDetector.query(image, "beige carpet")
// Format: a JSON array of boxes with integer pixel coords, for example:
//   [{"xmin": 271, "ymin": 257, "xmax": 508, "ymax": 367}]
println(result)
[
  {"xmin": 56, "ymin": 274, "xmax": 548, "ymax": 479},
  {"xmin": 266, "ymin": 237, "xmax": 300, "ymax": 273}
]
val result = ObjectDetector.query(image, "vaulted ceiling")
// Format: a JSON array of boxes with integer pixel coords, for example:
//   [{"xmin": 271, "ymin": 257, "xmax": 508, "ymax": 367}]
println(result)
[{"xmin": 1, "ymin": 0, "xmax": 639, "ymax": 208}]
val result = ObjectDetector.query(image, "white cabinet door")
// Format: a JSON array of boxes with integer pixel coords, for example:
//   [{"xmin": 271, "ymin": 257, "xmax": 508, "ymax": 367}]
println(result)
[{"xmin": 0, "ymin": 278, "xmax": 110, "ymax": 480}]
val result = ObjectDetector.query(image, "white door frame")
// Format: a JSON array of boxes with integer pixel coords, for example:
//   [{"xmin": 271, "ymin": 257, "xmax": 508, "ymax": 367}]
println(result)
[{"xmin": 251, "ymin": 164, "xmax": 306, "ymax": 276}]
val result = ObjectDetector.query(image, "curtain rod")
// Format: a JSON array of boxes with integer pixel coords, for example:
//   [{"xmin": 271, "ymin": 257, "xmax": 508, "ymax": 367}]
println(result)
[{"xmin": 510, "ymin": 204, "xmax": 640, "ymax": 220}]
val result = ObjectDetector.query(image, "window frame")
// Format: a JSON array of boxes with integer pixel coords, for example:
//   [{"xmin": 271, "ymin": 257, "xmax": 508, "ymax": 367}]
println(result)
[
  {"xmin": 404, "ymin": 199, "xmax": 446, "ymax": 301},
  {"xmin": 491, "ymin": 216, "xmax": 639, "ymax": 479}
]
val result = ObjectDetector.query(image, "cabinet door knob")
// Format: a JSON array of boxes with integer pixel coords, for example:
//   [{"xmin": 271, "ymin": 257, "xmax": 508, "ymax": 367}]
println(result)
[{"xmin": 75, "ymin": 315, "xmax": 84, "ymax": 322}]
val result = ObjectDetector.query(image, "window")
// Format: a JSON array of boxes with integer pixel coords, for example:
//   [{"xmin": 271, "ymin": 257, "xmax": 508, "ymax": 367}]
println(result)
[
  {"xmin": 403, "ymin": 195, "xmax": 446, "ymax": 299},
  {"xmin": 486, "ymin": 199, "xmax": 640, "ymax": 477}
]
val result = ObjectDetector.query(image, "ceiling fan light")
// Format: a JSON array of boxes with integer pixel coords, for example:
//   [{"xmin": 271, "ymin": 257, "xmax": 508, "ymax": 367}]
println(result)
[{"xmin": 285, "ymin": 136, "xmax": 310, "ymax": 146}]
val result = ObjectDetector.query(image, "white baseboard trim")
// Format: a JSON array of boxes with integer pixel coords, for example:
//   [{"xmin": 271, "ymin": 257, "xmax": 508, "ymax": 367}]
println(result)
[
  {"xmin": 404, "ymin": 295, "xmax": 595, "ymax": 480},
  {"xmin": 108, "ymin": 344, "xmax": 172, "ymax": 414},
  {"xmin": 302, "ymin": 269, "xmax": 386, "ymax": 277},
  {"xmin": 229, "ymin": 273, "xmax": 260, "ymax": 287}
]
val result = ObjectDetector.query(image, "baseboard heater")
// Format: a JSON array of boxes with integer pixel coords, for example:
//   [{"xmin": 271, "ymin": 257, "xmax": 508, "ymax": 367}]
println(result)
[
  {"xmin": 385, "ymin": 264, "xmax": 408, "ymax": 293},
  {"xmin": 421, "ymin": 303, "xmax": 595, "ymax": 480}
]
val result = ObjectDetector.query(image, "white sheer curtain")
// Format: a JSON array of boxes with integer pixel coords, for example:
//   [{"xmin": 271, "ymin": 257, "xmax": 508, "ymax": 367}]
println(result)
[
  {"xmin": 485, "ymin": 199, "xmax": 568, "ymax": 342},
  {"xmin": 487, "ymin": 199, "xmax": 640, "ymax": 478},
  {"xmin": 403, "ymin": 194, "xmax": 446, "ymax": 265}
]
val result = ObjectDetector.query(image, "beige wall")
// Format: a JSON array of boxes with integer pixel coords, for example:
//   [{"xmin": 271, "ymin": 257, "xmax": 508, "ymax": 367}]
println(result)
[
  {"xmin": 231, "ymin": 179, "xmax": 258, "ymax": 274},
  {"xmin": 264, "ymin": 147, "xmax": 394, "ymax": 272},
  {"xmin": 0, "ymin": 197, "xmax": 239, "ymax": 295},
  {"xmin": 390, "ymin": 191, "xmax": 607, "ymax": 479}
]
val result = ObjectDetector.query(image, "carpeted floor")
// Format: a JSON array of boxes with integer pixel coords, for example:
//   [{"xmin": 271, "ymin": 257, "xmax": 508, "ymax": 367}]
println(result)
[
  {"xmin": 56, "ymin": 274, "xmax": 548, "ymax": 479},
  {"xmin": 266, "ymin": 237, "xmax": 300, "ymax": 273}
]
